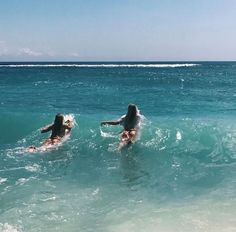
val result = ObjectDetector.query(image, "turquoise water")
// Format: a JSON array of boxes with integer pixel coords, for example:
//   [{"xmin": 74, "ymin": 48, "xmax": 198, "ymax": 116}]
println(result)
[{"xmin": 1, "ymin": 62, "xmax": 236, "ymax": 231}]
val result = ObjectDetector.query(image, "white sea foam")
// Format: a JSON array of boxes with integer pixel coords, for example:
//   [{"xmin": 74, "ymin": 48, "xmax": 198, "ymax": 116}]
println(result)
[
  {"xmin": 100, "ymin": 129, "xmax": 117, "ymax": 138},
  {"xmin": 176, "ymin": 131, "xmax": 182, "ymax": 141},
  {"xmin": 92, "ymin": 188, "xmax": 100, "ymax": 196},
  {"xmin": 16, "ymin": 178, "xmax": 29, "ymax": 185},
  {"xmin": 100, "ymin": 125, "xmax": 118, "ymax": 138},
  {"xmin": 0, "ymin": 223, "xmax": 21, "ymax": 232},
  {"xmin": 0, "ymin": 63, "xmax": 200, "ymax": 68},
  {"xmin": 40, "ymin": 195, "xmax": 57, "ymax": 202},
  {"xmin": 0, "ymin": 177, "xmax": 7, "ymax": 184},
  {"xmin": 25, "ymin": 164, "xmax": 41, "ymax": 172}
]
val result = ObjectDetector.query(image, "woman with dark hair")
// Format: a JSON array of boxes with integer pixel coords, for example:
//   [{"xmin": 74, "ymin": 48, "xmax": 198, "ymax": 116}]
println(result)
[
  {"xmin": 41, "ymin": 113, "xmax": 73, "ymax": 145},
  {"xmin": 28, "ymin": 114, "xmax": 73, "ymax": 152},
  {"xmin": 101, "ymin": 104, "xmax": 143, "ymax": 148}
]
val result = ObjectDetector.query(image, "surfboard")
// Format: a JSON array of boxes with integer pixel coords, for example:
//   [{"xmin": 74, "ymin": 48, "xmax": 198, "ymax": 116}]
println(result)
[{"xmin": 27, "ymin": 114, "xmax": 75, "ymax": 153}]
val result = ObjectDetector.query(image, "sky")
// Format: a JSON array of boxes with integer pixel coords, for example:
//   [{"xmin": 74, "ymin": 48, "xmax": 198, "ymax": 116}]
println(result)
[{"xmin": 0, "ymin": 0, "xmax": 236, "ymax": 61}]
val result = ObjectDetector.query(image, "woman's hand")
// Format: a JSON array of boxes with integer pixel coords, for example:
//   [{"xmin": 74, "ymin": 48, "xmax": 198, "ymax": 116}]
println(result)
[{"xmin": 101, "ymin": 121, "xmax": 106, "ymax": 126}]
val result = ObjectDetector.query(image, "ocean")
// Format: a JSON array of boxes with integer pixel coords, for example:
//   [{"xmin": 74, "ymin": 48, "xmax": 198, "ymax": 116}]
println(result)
[{"xmin": 0, "ymin": 62, "xmax": 236, "ymax": 231}]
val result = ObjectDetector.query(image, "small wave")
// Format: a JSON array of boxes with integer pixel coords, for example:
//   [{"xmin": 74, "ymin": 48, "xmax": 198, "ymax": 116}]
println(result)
[
  {"xmin": 40, "ymin": 195, "xmax": 57, "ymax": 202},
  {"xmin": 16, "ymin": 177, "xmax": 30, "ymax": 185},
  {"xmin": 0, "ymin": 63, "xmax": 200, "ymax": 68}
]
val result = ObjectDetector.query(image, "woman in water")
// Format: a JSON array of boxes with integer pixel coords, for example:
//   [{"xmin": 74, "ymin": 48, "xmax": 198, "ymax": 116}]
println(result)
[
  {"xmin": 28, "ymin": 114, "xmax": 73, "ymax": 152},
  {"xmin": 41, "ymin": 113, "xmax": 73, "ymax": 145},
  {"xmin": 101, "ymin": 104, "xmax": 143, "ymax": 147}
]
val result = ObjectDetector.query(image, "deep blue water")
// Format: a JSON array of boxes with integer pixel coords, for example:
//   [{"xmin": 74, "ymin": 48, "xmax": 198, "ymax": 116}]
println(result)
[{"xmin": 1, "ymin": 62, "xmax": 236, "ymax": 232}]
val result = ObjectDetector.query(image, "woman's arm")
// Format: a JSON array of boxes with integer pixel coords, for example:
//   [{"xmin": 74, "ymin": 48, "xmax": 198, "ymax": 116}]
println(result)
[
  {"xmin": 64, "ymin": 122, "xmax": 73, "ymax": 132},
  {"xmin": 41, "ymin": 124, "xmax": 53, "ymax": 133},
  {"xmin": 101, "ymin": 120, "xmax": 121, "ymax": 126}
]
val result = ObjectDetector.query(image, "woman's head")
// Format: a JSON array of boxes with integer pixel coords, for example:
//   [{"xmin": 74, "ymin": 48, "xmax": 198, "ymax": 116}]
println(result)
[
  {"xmin": 126, "ymin": 104, "xmax": 138, "ymax": 119},
  {"xmin": 54, "ymin": 113, "xmax": 64, "ymax": 128}
]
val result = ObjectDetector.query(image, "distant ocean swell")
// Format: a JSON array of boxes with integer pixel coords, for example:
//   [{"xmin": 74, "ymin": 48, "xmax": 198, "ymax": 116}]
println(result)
[{"xmin": 0, "ymin": 63, "xmax": 199, "ymax": 68}]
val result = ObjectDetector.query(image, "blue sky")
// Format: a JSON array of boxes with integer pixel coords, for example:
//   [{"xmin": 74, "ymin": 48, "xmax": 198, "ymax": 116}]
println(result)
[{"xmin": 0, "ymin": 0, "xmax": 235, "ymax": 61}]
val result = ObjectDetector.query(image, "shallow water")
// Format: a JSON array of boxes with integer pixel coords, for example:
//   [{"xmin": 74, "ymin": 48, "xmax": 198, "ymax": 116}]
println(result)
[{"xmin": 1, "ymin": 62, "xmax": 236, "ymax": 231}]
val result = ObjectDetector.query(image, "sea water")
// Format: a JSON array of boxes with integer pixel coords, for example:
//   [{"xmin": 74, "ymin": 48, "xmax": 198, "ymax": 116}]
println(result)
[{"xmin": 0, "ymin": 62, "xmax": 236, "ymax": 232}]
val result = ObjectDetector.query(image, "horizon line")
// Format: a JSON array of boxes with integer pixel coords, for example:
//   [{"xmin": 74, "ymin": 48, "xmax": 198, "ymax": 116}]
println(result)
[{"xmin": 0, "ymin": 60, "xmax": 236, "ymax": 63}]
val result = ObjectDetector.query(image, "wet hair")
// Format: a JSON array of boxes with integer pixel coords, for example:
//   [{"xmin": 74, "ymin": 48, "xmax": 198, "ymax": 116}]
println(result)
[
  {"xmin": 126, "ymin": 104, "xmax": 138, "ymax": 121},
  {"xmin": 54, "ymin": 113, "xmax": 64, "ymax": 130}
]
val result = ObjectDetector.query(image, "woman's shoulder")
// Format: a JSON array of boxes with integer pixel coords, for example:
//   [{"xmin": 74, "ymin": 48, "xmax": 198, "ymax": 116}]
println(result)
[
  {"xmin": 119, "ymin": 114, "xmax": 126, "ymax": 124},
  {"xmin": 119, "ymin": 114, "xmax": 126, "ymax": 120}
]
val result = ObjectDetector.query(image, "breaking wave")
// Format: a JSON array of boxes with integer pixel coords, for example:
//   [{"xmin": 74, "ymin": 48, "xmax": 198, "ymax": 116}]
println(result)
[{"xmin": 0, "ymin": 63, "xmax": 199, "ymax": 68}]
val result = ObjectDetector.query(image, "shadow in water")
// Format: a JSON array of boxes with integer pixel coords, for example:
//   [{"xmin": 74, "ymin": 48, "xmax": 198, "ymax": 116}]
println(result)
[{"xmin": 119, "ymin": 145, "xmax": 150, "ymax": 190}]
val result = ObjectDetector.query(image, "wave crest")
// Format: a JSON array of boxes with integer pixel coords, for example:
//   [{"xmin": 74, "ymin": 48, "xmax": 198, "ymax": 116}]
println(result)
[{"xmin": 0, "ymin": 63, "xmax": 200, "ymax": 68}]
